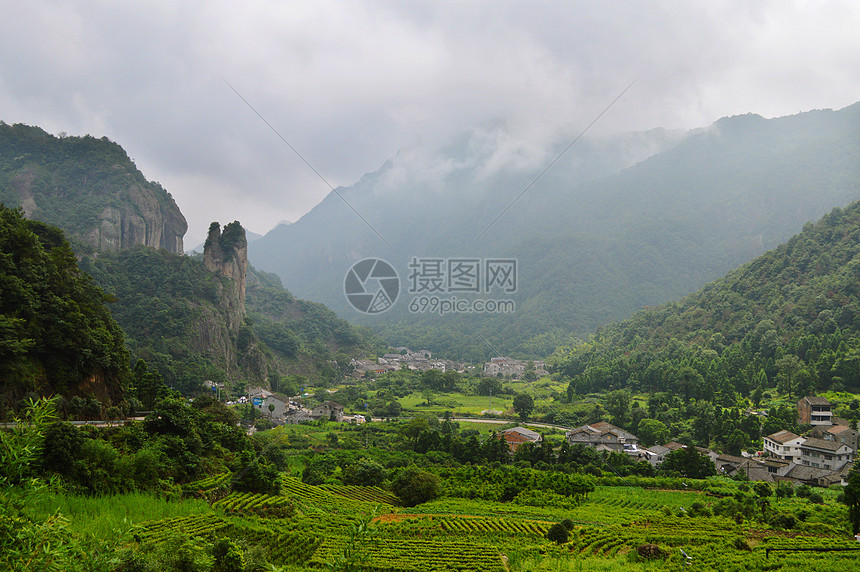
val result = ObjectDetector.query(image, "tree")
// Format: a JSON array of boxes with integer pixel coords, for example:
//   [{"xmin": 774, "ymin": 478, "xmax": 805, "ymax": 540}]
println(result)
[
  {"xmin": 605, "ymin": 390, "xmax": 630, "ymax": 422},
  {"xmin": 513, "ymin": 393, "xmax": 535, "ymax": 422},
  {"xmin": 637, "ymin": 418, "xmax": 669, "ymax": 448},
  {"xmin": 342, "ymin": 459, "xmax": 387, "ymax": 486},
  {"xmin": 523, "ymin": 360, "xmax": 537, "ymax": 382},
  {"xmin": 477, "ymin": 376, "xmax": 502, "ymax": 396},
  {"xmin": 660, "ymin": 446, "xmax": 716, "ymax": 479},
  {"xmin": 546, "ymin": 522, "xmax": 569, "ymax": 544},
  {"xmin": 41, "ymin": 420, "xmax": 83, "ymax": 477},
  {"xmin": 776, "ymin": 355, "xmax": 805, "ymax": 401},
  {"xmin": 391, "ymin": 466, "xmax": 440, "ymax": 507},
  {"xmin": 845, "ymin": 461, "xmax": 860, "ymax": 535},
  {"xmin": 754, "ymin": 481, "xmax": 772, "ymax": 499}
]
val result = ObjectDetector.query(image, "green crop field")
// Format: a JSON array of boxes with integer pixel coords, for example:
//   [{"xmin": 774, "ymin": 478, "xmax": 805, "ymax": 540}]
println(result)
[{"xmin": 107, "ymin": 478, "xmax": 856, "ymax": 571}]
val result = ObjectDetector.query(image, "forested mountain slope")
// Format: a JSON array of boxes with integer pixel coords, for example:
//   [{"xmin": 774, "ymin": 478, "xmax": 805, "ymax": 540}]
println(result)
[
  {"xmin": 0, "ymin": 206, "xmax": 129, "ymax": 409},
  {"xmin": 84, "ymin": 240, "xmax": 365, "ymax": 395},
  {"xmin": 550, "ymin": 201, "xmax": 860, "ymax": 402},
  {"xmin": 0, "ymin": 122, "xmax": 186, "ymax": 255}
]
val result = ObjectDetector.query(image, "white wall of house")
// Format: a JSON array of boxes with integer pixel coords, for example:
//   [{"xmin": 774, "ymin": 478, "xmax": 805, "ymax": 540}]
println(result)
[
  {"xmin": 799, "ymin": 443, "xmax": 852, "ymax": 471},
  {"xmin": 763, "ymin": 436, "xmax": 804, "ymax": 462}
]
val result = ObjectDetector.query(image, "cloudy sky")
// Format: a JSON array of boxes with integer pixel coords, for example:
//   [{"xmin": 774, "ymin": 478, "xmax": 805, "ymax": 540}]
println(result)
[{"xmin": 2, "ymin": 1, "xmax": 859, "ymax": 246}]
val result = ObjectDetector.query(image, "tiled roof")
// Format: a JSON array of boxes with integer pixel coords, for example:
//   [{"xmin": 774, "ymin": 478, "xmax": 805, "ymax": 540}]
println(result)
[
  {"xmin": 785, "ymin": 464, "xmax": 833, "ymax": 481},
  {"xmin": 801, "ymin": 438, "xmax": 847, "ymax": 452},
  {"xmin": 589, "ymin": 422, "xmax": 637, "ymax": 440},
  {"xmin": 767, "ymin": 430, "xmax": 801, "ymax": 444},
  {"xmin": 502, "ymin": 427, "xmax": 542, "ymax": 441},
  {"xmin": 716, "ymin": 454, "xmax": 746, "ymax": 465},
  {"xmin": 647, "ymin": 445, "xmax": 670, "ymax": 456},
  {"xmin": 801, "ymin": 396, "xmax": 831, "ymax": 406}
]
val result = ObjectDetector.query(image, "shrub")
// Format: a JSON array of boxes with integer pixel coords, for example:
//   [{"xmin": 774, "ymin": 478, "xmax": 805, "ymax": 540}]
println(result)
[
  {"xmin": 808, "ymin": 493, "xmax": 824, "ymax": 504},
  {"xmin": 769, "ymin": 513, "xmax": 796, "ymax": 530},
  {"xmin": 637, "ymin": 544, "xmax": 664, "ymax": 559},
  {"xmin": 546, "ymin": 523, "xmax": 569, "ymax": 545},
  {"xmin": 213, "ymin": 539, "xmax": 245, "ymax": 572},
  {"xmin": 689, "ymin": 502, "xmax": 712, "ymax": 517},
  {"xmin": 392, "ymin": 466, "xmax": 440, "ymax": 507}
]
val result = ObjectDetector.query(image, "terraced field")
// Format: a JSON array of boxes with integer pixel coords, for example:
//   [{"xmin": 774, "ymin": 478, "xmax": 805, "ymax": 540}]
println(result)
[{"xmin": 135, "ymin": 478, "xmax": 855, "ymax": 571}]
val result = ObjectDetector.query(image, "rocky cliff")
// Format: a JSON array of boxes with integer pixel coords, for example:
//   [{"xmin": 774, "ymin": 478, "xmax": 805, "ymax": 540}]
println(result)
[
  {"xmin": 0, "ymin": 122, "xmax": 187, "ymax": 255},
  {"xmin": 203, "ymin": 221, "xmax": 248, "ymax": 333}
]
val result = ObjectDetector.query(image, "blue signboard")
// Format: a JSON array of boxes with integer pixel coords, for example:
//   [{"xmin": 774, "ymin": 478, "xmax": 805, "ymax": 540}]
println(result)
[{"xmin": 253, "ymin": 398, "xmax": 263, "ymax": 407}]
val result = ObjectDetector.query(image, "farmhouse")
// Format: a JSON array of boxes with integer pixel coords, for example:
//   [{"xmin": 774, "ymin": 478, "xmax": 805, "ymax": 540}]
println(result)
[
  {"xmin": 566, "ymin": 422, "xmax": 638, "ymax": 452},
  {"xmin": 499, "ymin": 426, "xmax": 542, "ymax": 451},
  {"xmin": 797, "ymin": 395, "xmax": 833, "ymax": 426},
  {"xmin": 798, "ymin": 437, "xmax": 853, "ymax": 471},
  {"xmin": 249, "ymin": 387, "xmax": 289, "ymax": 418},
  {"xmin": 763, "ymin": 430, "xmax": 804, "ymax": 462},
  {"xmin": 809, "ymin": 423, "xmax": 859, "ymax": 453},
  {"xmin": 312, "ymin": 401, "xmax": 344, "ymax": 422},
  {"xmin": 642, "ymin": 445, "xmax": 670, "ymax": 467}
]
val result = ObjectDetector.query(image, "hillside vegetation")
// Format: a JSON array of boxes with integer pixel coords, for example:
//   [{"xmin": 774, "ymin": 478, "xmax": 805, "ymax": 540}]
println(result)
[
  {"xmin": 0, "ymin": 122, "xmax": 186, "ymax": 254},
  {"xmin": 551, "ymin": 201, "xmax": 860, "ymax": 403},
  {"xmin": 83, "ymin": 247, "xmax": 365, "ymax": 395},
  {"xmin": 0, "ymin": 205, "xmax": 129, "ymax": 410}
]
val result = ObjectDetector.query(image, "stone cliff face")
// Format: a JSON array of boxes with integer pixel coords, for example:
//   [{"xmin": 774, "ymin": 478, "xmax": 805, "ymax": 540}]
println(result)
[
  {"xmin": 203, "ymin": 221, "xmax": 248, "ymax": 333},
  {"xmin": 1, "ymin": 124, "xmax": 187, "ymax": 256},
  {"xmin": 81, "ymin": 184, "xmax": 187, "ymax": 254}
]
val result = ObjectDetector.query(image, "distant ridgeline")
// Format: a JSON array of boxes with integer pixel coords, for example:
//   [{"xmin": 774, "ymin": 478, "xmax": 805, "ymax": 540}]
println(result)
[
  {"xmin": 550, "ymin": 202, "xmax": 860, "ymax": 401},
  {"xmin": 250, "ymin": 103, "xmax": 860, "ymax": 360},
  {"xmin": 0, "ymin": 122, "xmax": 186, "ymax": 255},
  {"xmin": 0, "ymin": 205, "xmax": 130, "ymax": 410}
]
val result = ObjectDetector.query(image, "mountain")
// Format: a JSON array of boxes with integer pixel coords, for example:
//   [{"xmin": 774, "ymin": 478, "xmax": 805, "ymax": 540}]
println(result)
[
  {"xmin": 550, "ymin": 200, "xmax": 860, "ymax": 401},
  {"xmin": 83, "ymin": 222, "xmax": 365, "ymax": 394},
  {"xmin": 0, "ymin": 123, "xmax": 365, "ymax": 395},
  {"xmin": 0, "ymin": 122, "xmax": 186, "ymax": 255},
  {"xmin": 0, "ymin": 205, "xmax": 129, "ymax": 409},
  {"xmin": 250, "ymin": 103, "xmax": 860, "ymax": 359}
]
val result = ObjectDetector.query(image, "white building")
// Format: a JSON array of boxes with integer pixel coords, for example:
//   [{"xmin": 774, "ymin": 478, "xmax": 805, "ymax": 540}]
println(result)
[
  {"xmin": 799, "ymin": 438, "xmax": 853, "ymax": 471},
  {"xmin": 763, "ymin": 430, "xmax": 804, "ymax": 462}
]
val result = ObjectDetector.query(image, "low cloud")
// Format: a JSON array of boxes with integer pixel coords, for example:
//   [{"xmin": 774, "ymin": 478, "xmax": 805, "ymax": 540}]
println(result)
[{"xmin": 2, "ymin": 1, "xmax": 859, "ymax": 245}]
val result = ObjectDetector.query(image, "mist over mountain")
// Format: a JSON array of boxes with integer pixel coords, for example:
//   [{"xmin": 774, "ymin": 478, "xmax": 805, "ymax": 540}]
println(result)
[{"xmin": 250, "ymin": 103, "xmax": 860, "ymax": 360}]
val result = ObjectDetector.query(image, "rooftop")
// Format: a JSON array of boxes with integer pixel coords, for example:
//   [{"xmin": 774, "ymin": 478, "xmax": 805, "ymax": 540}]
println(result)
[
  {"xmin": 502, "ymin": 427, "xmax": 542, "ymax": 441},
  {"xmin": 801, "ymin": 395, "xmax": 831, "ymax": 406},
  {"xmin": 767, "ymin": 430, "xmax": 801, "ymax": 444},
  {"xmin": 800, "ymin": 437, "xmax": 847, "ymax": 452}
]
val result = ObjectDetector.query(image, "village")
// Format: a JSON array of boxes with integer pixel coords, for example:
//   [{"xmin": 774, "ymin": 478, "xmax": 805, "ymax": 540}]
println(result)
[
  {"xmin": 238, "ymin": 359, "xmax": 856, "ymax": 491},
  {"xmin": 498, "ymin": 395, "xmax": 856, "ymax": 489}
]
